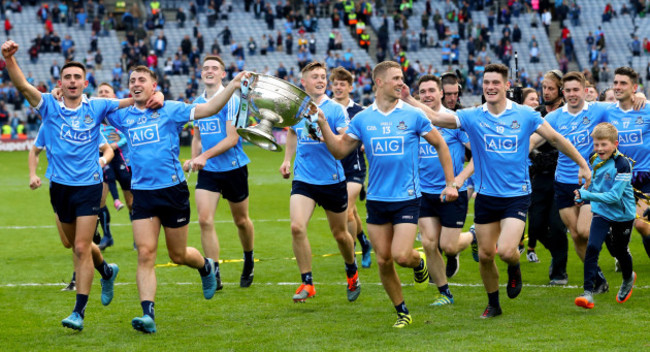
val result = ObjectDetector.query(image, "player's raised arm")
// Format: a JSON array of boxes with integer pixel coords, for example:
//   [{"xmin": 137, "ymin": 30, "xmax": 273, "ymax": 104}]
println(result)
[
  {"xmin": 316, "ymin": 108, "xmax": 360, "ymax": 160},
  {"xmin": 401, "ymin": 84, "xmax": 459, "ymax": 129},
  {"xmin": 535, "ymin": 120, "xmax": 591, "ymax": 188},
  {"xmin": 194, "ymin": 71, "xmax": 251, "ymax": 119},
  {"xmin": 2, "ymin": 40, "xmax": 42, "ymax": 107}
]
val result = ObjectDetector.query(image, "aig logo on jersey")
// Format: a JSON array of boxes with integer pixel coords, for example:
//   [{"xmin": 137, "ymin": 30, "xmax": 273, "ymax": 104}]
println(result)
[
  {"xmin": 419, "ymin": 140, "xmax": 438, "ymax": 158},
  {"xmin": 198, "ymin": 119, "xmax": 221, "ymax": 135},
  {"xmin": 129, "ymin": 124, "xmax": 160, "ymax": 146},
  {"xmin": 618, "ymin": 129, "xmax": 643, "ymax": 146},
  {"xmin": 484, "ymin": 134, "xmax": 517, "ymax": 153},
  {"xmin": 60, "ymin": 124, "xmax": 92, "ymax": 144},
  {"xmin": 371, "ymin": 136, "xmax": 404, "ymax": 156},
  {"xmin": 567, "ymin": 130, "xmax": 589, "ymax": 147},
  {"xmin": 295, "ymin": 127, "xmax": 319, "ymax": 145}
]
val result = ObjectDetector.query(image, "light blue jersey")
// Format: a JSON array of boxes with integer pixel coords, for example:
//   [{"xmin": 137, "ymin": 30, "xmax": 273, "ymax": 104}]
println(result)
[
  {"xmin": 419, "ymin": 106, "xmax": 469, "ymax": 194},
  {"xmin": 545, "ymin": 102, "xmax": 608, "ymax": 184},
  {"xmin": 35, "ymin": 94, "xmax": 119, "ymax": 186},
  {"xmin": 347, "ymin": 100, "xmax": 433, "ymax": 201},
  {"xmin": 457, "ymin": 100, "xmax": 544, "ymax": 197},
  {"xmin": 106, "ymin": 101, "xmax": 195, "ymax": 190},
  {"xmin": 606, "ymin": 102, "xmax": 650, "ymax": 173},
  {"xmin": 291, "ymin": 96, "xmax": 348, "ymax": 185},
  {"xmin": 193, "ymin": 86, "xmax": 250, "ymax": 172},
  {"xmin": 35, "ymin": 125, "xmax": 108, "ymax": 150}
]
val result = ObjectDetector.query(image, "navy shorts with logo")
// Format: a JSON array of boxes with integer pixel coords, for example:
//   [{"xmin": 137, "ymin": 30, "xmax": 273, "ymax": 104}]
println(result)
[
  {"xmin": 131, "ymin": 182, "xmax": 191, "ymax": 228},
  {"xmin": 196, "ymin": 166, "xmax": 249, "ymax": 203},
  {"xmin": 474, "ymin": 193, "xmax": 531, "ymax": 224},
  {"xmin": 291, "ymin": 180, "xmax": 348, "ymax": 213},
  {"xmin": 366, "ymin": 198, "xmax": 421, "ymax": 225},
  {"xmin": 50, "ymin": 182, "xmax": 103, "ymax": 223},
  {"xmin": 632, "ymin": 171, "xmax": 650, "ymax": 194},
  {"xmin": 419, "ymin": 190, "xmax": 469, "ymax": 228},
  {"xmin": 555, "ymin": 181, "xmax": 589, "ymax": 209},
  {"xmin": 345, "ymin": 170, "xmax": 366, "ymax": 185}
]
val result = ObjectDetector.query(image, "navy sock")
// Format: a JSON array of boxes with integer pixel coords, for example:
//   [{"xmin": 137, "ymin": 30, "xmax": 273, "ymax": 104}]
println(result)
[
  {"xmin": 345, "ymin": 261, "xmax": 358, "ymax": 278},
  {"xmin": 243, "ymin": 251, "xmax": 254, "ymax": 273},
  {"xmin": 73, "ymin": 294, "xmax": 89, "ymax": 318},
  {"xmin": 487, "ymin": 290, "xmax": 500, "ymax": 308},
  {"xmin": 98, "ymin": 206, "xmax": 112, "ymax": 238},
  {"xmin": 198, "ymin": 257, "xmax": 211, "ymax": 276},
  {"xmin": 395, "ymin": 301, "xmax": 409, "ymax": 315},
  {"xmin": 357, "ymin": 231, "xmax": 370, "ymax": 252},
  {"xmin": 141, "ymin": 300, "xmax": 155, "ymax": 320},
  {"xmin": 95, "ymin": 260, "xmax": 114, "ymax": 280},
  {"xmin": 643, "ymin": 236, "xmax": 650, "ymax": 258},
  {"xmin": 438, "ymin": 284, "xmax": 453, "ymax": 299},
  {"xmin": 71, "ymin": 271, "xmax": 76, "ymax": 282},
  {"xmin": 301, "ymin": 272, "xmax": 313, "ymax": 285}
]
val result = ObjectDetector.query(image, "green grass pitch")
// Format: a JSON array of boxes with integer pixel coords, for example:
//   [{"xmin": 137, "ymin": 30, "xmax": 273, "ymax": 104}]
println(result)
[{"xmin": 1, "ymin": 146, "xmax": 649, "ymax": 351}]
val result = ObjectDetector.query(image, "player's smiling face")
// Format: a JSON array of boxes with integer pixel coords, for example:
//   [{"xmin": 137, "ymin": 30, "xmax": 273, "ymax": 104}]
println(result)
[
  {"xmin": 418, "ymin": 80, "xmax": 442, "ymax": 109},
  {"xmin": 482, "ymin": 72, "xmax": 508, "ymax": 104},
  {"xmin": 613, "ymin": 74, "xmax": 636, "ymax": 102},
  {"xmin": 97, "ymin": 84, "xmax": 116, "ymax": 98},
  {"xmin": 593, "ymin": 137, "xmax": 617, "ymax": 161},
  {"xmin": 562, "ymin": 80, "xmax": 585, "ymax": 110},
  {"xmin": 129, "ymin": 71, "xmax": 157, "ymax": 105},
  {"xmin": 301, "ymin": 68, "xmax": 327, "ymax": 97},
  {"xmin": 380, "ymin": 67, "xmax": 404, "ymax": 100},
  {"xmin": 331, "ymin": 79, "xmax": 352, "ymax": 100},
  {"xmin": 59, "ymin": 66, "xmax": 88, "ymax": 100},
  {"xmin": 201, "ymin": 59, "xmax": 225, "ymax": 86}
]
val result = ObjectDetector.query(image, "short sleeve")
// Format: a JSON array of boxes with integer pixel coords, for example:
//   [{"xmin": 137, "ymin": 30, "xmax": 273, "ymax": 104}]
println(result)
[
  {"xmin": 415, "ymin": 110, "xmax": 433, "ymax": 136},
  {"xmin": 91, "ymin": 98, "xmax": 120, "ymax": 125},
  {"xmin": 544, "ymin": 110, "xmax": 558, "ymax": 129},
  {"xmin": 346, "ymin": 115, "xmax": 361, "ymax": 140},
  {"xmin": 34, "ymin": 126, "xmax": 45, "ymax": 149},
  {"xmin": 167, "ymin": 101, "xmax": 195, "ymax": 124},
  {"xmin": 226, "ymin": 94, "xmax": 240, "ymax": 122},
  {"xmin": 529, "ymin": 109, "xmax": 544, "ymax": 132},
  {"xmin": 456, "ymin": 108, "xmax": 470, "ymax": 130},
  {"xmin": 35, "ymin": 94, "xmax": 53, "ymax": 121},
  {"xmin": 330, "ymin": 103, "xmax": 348, "ymax": 132},
  {"xmin": 105, "ymin": 109, "xmax": 124, "ymax": 131},
  {"xmin": 458, "ymin": 130, "xmax": 470, "ymax": 144}
]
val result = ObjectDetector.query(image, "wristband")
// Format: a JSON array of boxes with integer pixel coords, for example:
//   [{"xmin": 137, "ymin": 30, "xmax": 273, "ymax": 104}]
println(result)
[{"xmin": 100, "ymin": 157, "xmax": 107, "ymax": 165}]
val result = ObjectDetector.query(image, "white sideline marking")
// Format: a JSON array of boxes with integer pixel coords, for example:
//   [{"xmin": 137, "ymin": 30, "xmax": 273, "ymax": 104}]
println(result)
[{"xmin": 2, "ymin": 281, "xmax": 648, "ymax": 290}]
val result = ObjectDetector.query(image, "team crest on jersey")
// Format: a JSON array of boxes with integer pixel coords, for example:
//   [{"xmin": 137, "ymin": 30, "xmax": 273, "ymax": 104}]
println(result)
[
  {"xmin": 582, "ymin": 116, "xmax": 590, "ymax": 125},
  {"xmin": 521, "ymin": 184, "xmax": 527, "ymax": 192},
  {"xmin": 151, "ymin": 111, "xmax": 160, "ymax": 119},
  {"xmin": 172, "ymin": 175, "xmax": 177, "ymax": 182},
  {"xmin": 636, "ymin": 117, "xmax": 644, "ymax": 125},
  {"xmin": 397, "ymin": 121, "xmax": 407, "ymax": 130},
  {"xmin": 604, "ymin": 173, "xmax": 611, "ymax": 181},
  {"xmin": 93, "ymin": 172, "xmax": 99, "ymax": 181},
  {"xmin": 84, "ymin": 115, "xmax": 93, "ymax": 124},
  {"xmin": 510, "ymin": 120, "xmax": 520, "ymax": 129}
]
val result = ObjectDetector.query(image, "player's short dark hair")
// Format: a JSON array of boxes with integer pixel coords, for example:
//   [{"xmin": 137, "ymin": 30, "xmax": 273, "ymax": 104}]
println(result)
[
  {"xmin": 483, "ymin": 64, "xmax": 509, "ymax": 81},
  {"xmin": 372, "ymin": 60, "xmax": 401, "ymax": 82},
  {"xmin": 203, "ymin": 55, "xmax": 225, "ymax": 70},
  {"xmin": 61, "ymin": 61, "xmax": 87, "ymax": 76},
  {"xmin": 131, "ymin": 65, "xmax": 158, "ymax": 81},
  {"xmin": 562, "ymin": 71, "xmax": 586, "ymax": 87},
  {"xmin": 440, "ymin": 72, "xmax": 459, "ymax": 88},
  {"xmin": 329, "ymin": 67, "xmax": 353, "ymax": 85},
  {"xmin": 417, "ymin": 74, "xmax": 442, "ymax": 91},
  {"xmin": 614, "ymin": 66, "xmax": 639, "ymax": 85}
]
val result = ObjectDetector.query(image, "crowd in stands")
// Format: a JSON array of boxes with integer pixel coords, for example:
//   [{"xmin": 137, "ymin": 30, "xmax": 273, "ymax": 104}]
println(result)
[{"xmin": 2, "ymin": 0, "xmax": 650, "ymax": 141}]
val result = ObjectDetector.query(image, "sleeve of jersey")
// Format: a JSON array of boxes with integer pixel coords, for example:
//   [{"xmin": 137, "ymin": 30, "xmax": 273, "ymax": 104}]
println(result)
[
  {"xmin": 416, "ymin": 111, "xmax": 433, "ymax": 136},
  {"xmin": 34, "ymin": 94, "xmax": 52, "ymax": 121},
  {"xmin": 170, "ymin": 101, "xmax": 195, "ymax": 124},
  {"xmin": 99, "ymin": 133, "xmax": 109, "ymax": 147},
  {"xmin": 227, "ymin": 95, "xmax": 240, "ymax": 121},
  {"xmin": 93, "ymin": 98, "xmax": 120, "ymax": 124},
  {"xmin": 530, "ymin": 109, "xmax": 544, "ymax": 131},
  {"xmin": 544, "ymin": 111, "xmax": 557, "ymax": 129},
  {"xmin": 34, "ymin": 126, "xmax": 45, "ymax": 149},
  {"xmin": 580, "ymin": 159, "xmax": 632, "ymax": 204},
  {"xmin": 346, "ymin": 117, "xmax": 360, "ymax": 140},
  {"xmin": 116, "ymin": 129, "xmax": 127, "ymax": 148},
  {"xmin": 105, "ymin": 110, "xmax": 124, "ymax": 131},
  {"xmin": 333, "ymin": 104, "xmax": 348, "ymax": 132},
  {"xmin": 456, "ymin": 109, "xmax": 469, "ymax": 131},
  {"xmin": 459, "ymin": 130, "xmax": 470, "ymax": 144}
]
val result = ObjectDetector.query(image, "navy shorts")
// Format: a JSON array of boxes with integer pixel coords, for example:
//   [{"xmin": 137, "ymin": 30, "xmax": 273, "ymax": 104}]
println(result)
[
  {"xmin": 366, "ymin": 198, "xmax": 420, "ymax": 225},
  {"xmin": 111, "ymin": 152, "xmax": 132, "ymax": 191},
  {"xmin": 49, "ymin": 182, "xmax": 103, "ymax": 223},
  {"xmin": 474, "ymin": 193, "xmax": 531, "ymax": 224},
  {"xmin": 555, "ymin": 181, "xmax": 589, "ymax": 209},
  {"xmin": 632, "ymin": 171, "xmax": 650, "ymax": 194},
  {"xmin": 131, "ymin": 182, "xmax": 191, "ymax": 228},
  {"xmin": 345, "ymin": 170, "xmax": 366, "ymax": 185},
  {"xmin": 196, "ymin": 166, "xmax": 249, "ymax": 203},
  {"xmin": 291, "ymin": 180, "xmax": 348, "ymax": 213},
  {"xmin": 419, "ymin": 190, "xmax": 469, "ymax": 228}
]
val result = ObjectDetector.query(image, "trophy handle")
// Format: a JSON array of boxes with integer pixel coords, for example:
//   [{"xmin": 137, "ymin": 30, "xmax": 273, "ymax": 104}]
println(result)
[{"xmin": 235, "ymin": 73, "xmax": 259, "ymax": 129}]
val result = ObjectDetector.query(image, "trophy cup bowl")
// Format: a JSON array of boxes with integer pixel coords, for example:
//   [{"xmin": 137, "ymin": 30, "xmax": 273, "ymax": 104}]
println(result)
[{"xmin": 237, "ymin": 74, "xmax": 314, "ymax": 152}]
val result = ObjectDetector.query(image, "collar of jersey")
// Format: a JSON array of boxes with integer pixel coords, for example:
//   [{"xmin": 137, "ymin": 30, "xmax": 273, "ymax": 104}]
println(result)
[
  {"xmin": 561, "ymin": 101, "xmax": 589, "ymax": 115},
  {"xmin": 200, "ymin": 84, "xmax": 225, "ymax": 101},
  {"xmin": 614, "ymin": 101, "xmax": 650, "ymax": 113},
  {"xmin": 315, "ymin": 94, "xmax": 330, "ymax": 107},
  {"xmin": 481, "ymin": 99, "xmax": 513, "ymax": 117},
  {"xmin": 370, "ymin": 99, "xmax": 404, "ymax": 116},
  {"xmin": 58, "ymin": 94, "xmax": 90, "ymax": 111}
]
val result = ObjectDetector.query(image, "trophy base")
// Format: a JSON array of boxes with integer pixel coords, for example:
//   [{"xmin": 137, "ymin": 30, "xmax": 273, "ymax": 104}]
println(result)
[{"xmin": 238, "ymin": 127, "xmax": 282, "ymax": 152}]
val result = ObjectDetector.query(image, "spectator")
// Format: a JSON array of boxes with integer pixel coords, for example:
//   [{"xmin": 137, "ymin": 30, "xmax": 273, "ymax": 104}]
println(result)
[
  {"xmin": 602, "ymin": 3, "xmax": 615, "ymax": 22},
  {"xmin": 530, "ymin": 42, "xmax": 540, "ymax": 63},
  {"xmin": 308, "ymin": 34, "xmax": 316, "ymax": 55},
  {"xmin": 589, "ymin": 45, "xmax": 599, "ymax": 64},
  {"xmin": 441, "ymin": 43, "xmax": 451, "ymax": 65},
  {"xmin": 630, "ymin": 36, "xmax": 641, "ymax": 56},
  {"xmin": 408, "ymin": 30, "xmax": 418, "ymax": 51},
  {"xmin": 419, "ymin": 28, "xmax": 428, "ymax": 48},
  {"xmin": 77, "ymin": 8, "xmax": 87, "ymax": 29},
  {"xmin": 177, "ymin": 7, "xmax": 186, "ymax": 28},
  {"xmin": 601, "ymin": 62, "xmax": 611, "ymax": 82},
  {"xmin": 26, "ymin": 107, "xmax": 40, "ymax": 138},
  {"xmin": 218, "ymin": 26, "xmax": 232, "ymax": 46},
  {"xmin": 50, "ymin": 60, "xmax": 61, "ymax": 80},
  {"xmin": 196, "ymin": 32, "xmax": 204, "ymax": 53},
  {"xmin": 541, "ymin": 8, "xmax": 551, "ymax": 35},
  {"xmin": 285, "ymin": 33, "xmax": 293, "ymax": 55},
  {"xmin": 94, "ymin": 49, "xmax": 103, "ymax": 69},
  {"xmin": 599, "ymin": 48, "xmax": 608, "ymax": 65},
  {"xmin": 512, "ymin": 24, "xmax": 521, "ymax": 43},
  {"xmin": 586, "ymin": 31, "xmax": 595, "ymax": 47},
  {"xmin": 4, "ymin": 15, "xmax": 12, "ymax": 36},
  {"xmin": 569, "ymin": 2, "xmax": 581, "ymax": 26},
  {"xmin": 247, "ymin": 37, "xmax": 257, "ymax": 55}
]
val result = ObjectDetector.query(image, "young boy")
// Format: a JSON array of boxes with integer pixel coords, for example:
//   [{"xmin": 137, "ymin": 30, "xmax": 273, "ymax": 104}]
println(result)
[{"xmin": 574, "ymin": 122, "xmax": 637, "ymax": 309}]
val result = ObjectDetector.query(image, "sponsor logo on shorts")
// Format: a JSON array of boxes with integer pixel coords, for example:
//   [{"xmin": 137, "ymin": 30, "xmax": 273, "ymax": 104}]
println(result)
[
  {"xmin": 618, "ymin": 130, "xmax": 643, "ymax": 146},
  {"xmin": 484, "ymin": 134, "xmax": 517, "ymax": 153},
  {"xmin": 60, "ymin": 124, "xmax": 92, "ymax": 144},
  {"xmin": 456, "ymin": 221, "xmax": 464, "ymax": 225},
  {"xmin": 517, "ymin": 211, "xmax": 526, "ymax": 217},
  {"xmin": 177, "ymin": 217, "xmax": 187, "ymax": 222},
  {"xmin": 370, "ymin": 136, "xmax": 404, "ymax": 156},
  {"xmin": 128, "ymin": 124, "xmax": 160, "ymax": 146},
  {"xmin": 402, "ymin": 215, "xmax": 413, "ymax": 219}
]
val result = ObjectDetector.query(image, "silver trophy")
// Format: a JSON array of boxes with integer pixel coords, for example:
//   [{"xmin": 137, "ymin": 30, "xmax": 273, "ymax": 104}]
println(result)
[{"xmin": 236, "ymin": 74, "xmax": 317, "ymax": 152}]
